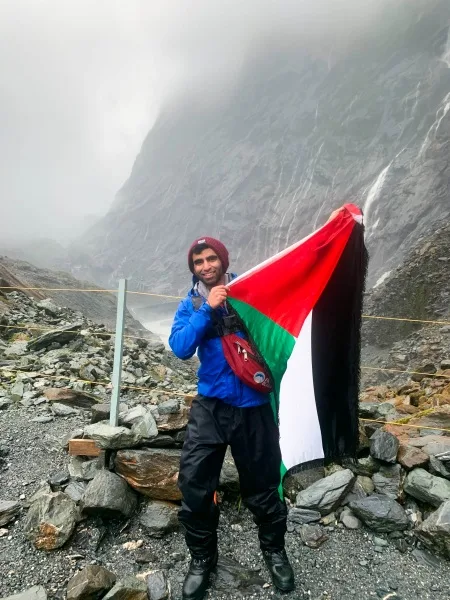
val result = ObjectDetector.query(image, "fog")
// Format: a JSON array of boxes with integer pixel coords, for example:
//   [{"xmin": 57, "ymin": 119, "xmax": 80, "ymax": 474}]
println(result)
[{"xmin": 0, "ymin": 0, "xmax": 389, "ymax": 246}]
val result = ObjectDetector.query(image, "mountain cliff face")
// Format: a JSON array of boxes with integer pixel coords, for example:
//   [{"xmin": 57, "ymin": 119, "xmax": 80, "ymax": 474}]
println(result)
[{"xmin": 72, "ymin": 0, "xmax": 450, "ymax": 295}]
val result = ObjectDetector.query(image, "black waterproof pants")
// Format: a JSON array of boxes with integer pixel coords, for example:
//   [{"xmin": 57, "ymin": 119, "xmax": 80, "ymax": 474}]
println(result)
[{"xmin": 178, "ymin": 396, "xmax": 287, "ymax": 558}]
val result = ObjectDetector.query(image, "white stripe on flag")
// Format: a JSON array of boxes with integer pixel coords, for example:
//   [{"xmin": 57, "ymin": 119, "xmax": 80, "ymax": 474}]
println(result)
[{"xmin": 279, "ymin": 311, "xmax": 325, "ymax": 470}]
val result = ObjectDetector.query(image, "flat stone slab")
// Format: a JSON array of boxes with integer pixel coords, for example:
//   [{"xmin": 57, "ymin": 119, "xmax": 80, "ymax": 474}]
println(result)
[
  {"xmin": 1, "ymin": 586, "xmax": 47, "ymax": 600},
  {"xmin": 404, "ymin": 468, "xmax": 450, "ymax": 507}
]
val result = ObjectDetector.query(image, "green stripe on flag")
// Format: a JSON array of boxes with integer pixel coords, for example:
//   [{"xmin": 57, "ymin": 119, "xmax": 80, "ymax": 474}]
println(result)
[{"xmin": 228, "ymin": 297, "xmax": 295, "ymax": 498}]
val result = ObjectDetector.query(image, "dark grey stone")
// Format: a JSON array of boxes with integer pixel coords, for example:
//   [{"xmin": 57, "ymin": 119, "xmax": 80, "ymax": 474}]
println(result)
[
  {"xmin": 139, "ymin": 501, "xmax": 179, "ymax": 537},
  {"xmin": 296, "ymin": 469, "xmax": 355, "ymax": 515},
  {"xmin": 416, "ymin": 500, "xmax": 450, "ymax": 559},
  {"xmin": 350, "ymin": 494, "xmax": 408, "ymax": 533},
  {"xmin": 373, "ymin": 464, "xmax": 404, "ymax": 500},
  {"xmin": 370, "ymin": 429, "xmax": 399, "ymax": 463},
  {"xmin": 146, "ymin": 570, "xmax": 171, "ymax": 600},
  {"xmin": 404, "ymin": 468, "xmax": 450, "ymax": 507},
  {"xmin": 288, "ymin": 507, "xmax": 321, "ymax": 525},
  {"xmin": 81, "ymin": 470, "xmax": 138, "ymax": 519},
  {"xmin": 0, "ymin": 500, "xmax": 21, "ymax": 526},
  {"xmin": 66, "ymin": 565, "xmax": 116, "ymax": 600}
]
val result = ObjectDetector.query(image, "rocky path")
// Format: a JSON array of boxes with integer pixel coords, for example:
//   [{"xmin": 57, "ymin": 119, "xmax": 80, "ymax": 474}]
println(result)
[{"xmin": 1, "ymin": 407, "xmax": 450, "ymax": 600}]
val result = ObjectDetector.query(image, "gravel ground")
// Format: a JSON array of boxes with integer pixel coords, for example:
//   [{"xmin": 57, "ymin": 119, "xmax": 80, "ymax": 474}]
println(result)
[{"xmin": 1, "ymin": 407, "xmax": 450, "ymax": 600}]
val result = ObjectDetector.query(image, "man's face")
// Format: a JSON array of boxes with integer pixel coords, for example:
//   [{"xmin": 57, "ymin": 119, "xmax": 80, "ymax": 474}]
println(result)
[{"xmin": 192, "ymin": 247, "xmax": 224, "ymax": 287}]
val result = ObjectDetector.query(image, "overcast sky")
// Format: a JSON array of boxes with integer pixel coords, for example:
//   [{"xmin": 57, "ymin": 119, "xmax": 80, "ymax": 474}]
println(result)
[{"xmin": 0, "ymin": 0, "xmax": 388, "ymax": 245}]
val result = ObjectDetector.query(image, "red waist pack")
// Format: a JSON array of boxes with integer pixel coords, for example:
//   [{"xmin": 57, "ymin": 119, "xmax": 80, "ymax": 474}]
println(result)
[{"xmin": 221, "ymin": 334, "xmax": 273, "ymax": 394}]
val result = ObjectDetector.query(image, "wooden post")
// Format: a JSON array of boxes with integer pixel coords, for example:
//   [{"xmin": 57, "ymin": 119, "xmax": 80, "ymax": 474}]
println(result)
[{"xmin": 110, "ymin": 278, "xmax": 127, "ymax": 426}]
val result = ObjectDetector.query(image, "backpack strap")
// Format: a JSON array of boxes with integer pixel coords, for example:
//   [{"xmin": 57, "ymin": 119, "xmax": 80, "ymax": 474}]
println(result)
[{"xmin": 191, "ymin": 295, "xmax": 241, "ymax": 338}]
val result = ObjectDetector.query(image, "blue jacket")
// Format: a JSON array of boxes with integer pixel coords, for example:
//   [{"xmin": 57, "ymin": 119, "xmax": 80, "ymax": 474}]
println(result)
[{"xmin": 169, "ymin": 286, "xmax": 268, "ymax": 408}]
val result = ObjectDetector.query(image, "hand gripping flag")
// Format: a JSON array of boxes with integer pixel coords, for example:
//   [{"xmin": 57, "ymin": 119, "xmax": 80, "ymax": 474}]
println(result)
[{"xmin": 227, "ymin": 204, "xmax": 367, "ymax": 483}]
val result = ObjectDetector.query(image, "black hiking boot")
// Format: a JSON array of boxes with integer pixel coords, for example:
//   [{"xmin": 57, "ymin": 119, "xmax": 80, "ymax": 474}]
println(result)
[
  {"xmin": 182, "ymin": 549, "xmax": 218, "ymax": 600},
  {"xmin": 263, "ymin": 548, "xmax": 295, "ymax": 592}
]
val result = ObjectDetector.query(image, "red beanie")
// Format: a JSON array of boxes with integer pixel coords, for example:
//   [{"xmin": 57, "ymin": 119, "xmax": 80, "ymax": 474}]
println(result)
[{"xmin": 188, "ymin": 237, "xmax": 229, "ymax": 273}]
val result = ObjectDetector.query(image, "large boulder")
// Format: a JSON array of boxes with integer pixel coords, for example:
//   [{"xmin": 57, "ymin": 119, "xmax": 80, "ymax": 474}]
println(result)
[
  {"xmin": 23, "ymin": 492, "xmax": 78, "ymax": 550},
  {"xmin": 139, "ymin": 501, "xmax": 179, "ymax": 537},
  {"xmin": 81, "ymin": 470, "xmax": 137, "ymax": 518},
  {"xmin": 295, "ymin": 469, "xmax": 355, "ymax": 515},
  {"xmin": 416, "ymin": 500, "xmax": 450, "ymax": 559},
  {"xmin": 66, "ymin": 565, "xmax": 116, "ymax": 600},
  {"xmin": 404, "ymin": 468, "xmax": 450, "ymax": 507},
  {"xmin": 115, "ymin": 449, "xmax": 182, "ymax": 501},
  {"xmin": 350, "ymin": 494, "xmax": 408, "ymax": 532}
]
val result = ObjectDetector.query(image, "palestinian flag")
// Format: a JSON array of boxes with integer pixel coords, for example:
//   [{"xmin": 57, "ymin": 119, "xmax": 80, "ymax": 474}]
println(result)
[{"xmin": 227, "ymin": 204, "xmax": 367, "ymax": 480}]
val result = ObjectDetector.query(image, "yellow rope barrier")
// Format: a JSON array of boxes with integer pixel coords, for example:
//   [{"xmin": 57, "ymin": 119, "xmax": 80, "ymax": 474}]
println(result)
[
  {"xmin": 361, "ymin": 366, "xmax": 448, "ymax": 378},
  {"xmin": 361, "ymin": 315, "xmax": 450, "ymax": 326},
  {"xmin": 359, "ymin": 418, "xmax": 450, "ymax": 434},
  {"xmin": 0, "ymin": 323, "xmax": 149, "ymax": 342},
  {"xmin": 2, "ymin": 284, "xmax": 450, "ymax": 326},
  {"xmin": 0, "ymin": 367, "xmax": 194, "ymax": 399}
]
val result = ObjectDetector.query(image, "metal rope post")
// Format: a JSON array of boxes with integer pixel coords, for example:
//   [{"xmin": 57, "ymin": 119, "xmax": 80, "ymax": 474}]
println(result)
[{"xmin": 110, "ymin": 278, "xmax": 127, "ymax": 426}]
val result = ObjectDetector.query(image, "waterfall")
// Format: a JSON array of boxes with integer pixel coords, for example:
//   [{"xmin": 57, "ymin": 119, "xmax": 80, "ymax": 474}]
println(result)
[{"xmin": 363, "ymin": 163, "xmax": 391, "ymax": 227}]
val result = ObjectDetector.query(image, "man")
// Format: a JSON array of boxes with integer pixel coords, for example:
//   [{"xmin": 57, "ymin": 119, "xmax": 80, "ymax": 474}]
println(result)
[{"xmin": 169, "ymin": 237, "xmax": 294, "ymax": 600}]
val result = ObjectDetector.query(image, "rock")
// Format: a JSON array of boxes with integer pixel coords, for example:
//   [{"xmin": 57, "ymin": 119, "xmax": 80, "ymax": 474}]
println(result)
[
  {"xmin": 31, "ymin": 416, "xmax": 54, "ymax": 423},
  {"xmin": 146, "ymin": 571, "xmax": 171, "ymax": 600},
  {"xmin": 64, "ymin": 481, "xmax": 87, "ymax": 503},
  {"xmin": 283, "ymin": 466, "xmax": 325, "ymax": 501},
  {"xmin": 416, "ymin": 500, "xmax": 450, "ymax": 559},
  {"xmin": 345, "ymin": 456, "xmax": 381, "ymax": 477},
  {"xmin": 37, "ymin": 299, "xmax": 59, "ymax": 316},
  {"xmin": 214, "ymin": 556, "xmax": 265, "ymax": 591},
  {"xmin": 350, "ymin": 495, "xmax": 408, "ymax": 532},
  {"xmin": 370, "ymin": 429, "xmax": 399, "ymax": 463},
  {"xmin": 120, "ymin": 405, "xmax": 147, "ymax": 426},
  {"xmin": 66, "ymin": 565, "xmax": 116, "ymax": 600},
  {"xmin": 52, "ymin": 402, "xmax": 80, "ymax": 416},
  {"xmin": 373, "ymin": 464, "xmax": 404, "ymax": 500},
  {"xmin": 340, "ymin": 508, "xmax": 362, "ymax": 529},
  {"xmin": 28, "ymin": 324, "xmax": 82, "ymax": 351},
  {"xmin": 1, "ymin": 586, "xmax": 48, "ymax": 600},
  {"xmin": 404, "ymin": 468, "xmax": 450, "ymax": 507},
  {"xmin": 295, "ymin": 469, "xmax": 355, "ymax": 515},
  {"xmin": 429, "ymin": 456, "xmax": 450, "ymax": 480},
  {"xmin": 23, "ymin": 491, "xmax": 78, "ymax": 550},
  {"xmin": 4, "ymin": 341, "xmax": 28, "ymax": 358},
  {"xmin": 157, "ymin": 399, "xmax": 179, "ymax": 414},
  {"xmin": 0, "ymin": 397, "xmax": 12, "ymax": 410},
  {"xmin": 44, "ymin": 388, "xmax": 101, "ymax": 410},
  {"xmin": 47, "ymin": 471, "xmax": 70, "ymax": 489},
  {"xmin": 343, "ymin": 475, "xmax": 374, "ymax": 504},
  {"xmin": 81, "ymin": 458, "xmax": 102, "ymax": 481},
  {"xmin": 84, "ymin": 422, "xmax": 139, "ymax": 450},
  {"xmin": 408, "ymin": 435, "xmax": 450, "ymax": 457},
  {"xmin": 81, "ymin": 470, "xmax": 137, "ymax": 519},
  {"xmin": 90, "ymin": 404, "xmax": 112, "ymax": 424},
  {"xmin": 408, "ymin": 406, "xmax": 450, "ymax": 431},
  {"xmin": 411, "ymin": 362, "xmax": 437, "ymax": 382},
  {"xmin": 131, "ymin": 412, "xmax": 158, "ymax": 442},
  {"xmin": 288, "ymin": 507, "xmax": 321, "ymax": 525},
  {"xmin": 299, "ymin": 524, "xmax": 328, "ymax": 548},
  {"xmin": 0, "ymin": 500, "xmax": 21, "ymax": 526},
  {"xmin": 10, "ymin": 381, "xmax": 24, "ymax": 401},
  {"xmin": 139, "ymin": 501, "xmax": 179, "ymax": 537},
  {"xmin": 397, "ymin": 445, "xmax": 429, "ymax": 470},
  {"xmin": 155, "ymin": 403, "xmax": 190, "ymax": 432},
  {"xmin": 102, "ymin": 576, "xmax": 148, "ymax": 600},
  {"xmin": 115, "ymin": 448, "xmax": 182, "ymax": 501},
  {"xmin": 359, "ymin": 402, "xmax": 397, "ymax": 420}
]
